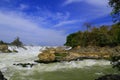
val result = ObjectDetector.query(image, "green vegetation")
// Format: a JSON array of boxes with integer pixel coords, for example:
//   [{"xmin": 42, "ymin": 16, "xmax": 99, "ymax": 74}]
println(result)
[
  {"xmin": 65, "ymin": 23, "xmax": 120, "ymax": 47},
  {"xmin": 64, "ymin": 0, "xmax": 120, "ymax": 48},
  {"xmin": 55, "ymin": 52, "xmax": 68, "ymax": 60},
  {"xmin": 0, "ymin": 40, "xmax": 7, "ymax": 45},
  {"xmin": 0, "ymin": 37, "xmax": 24, "ymax": 47},
  {"xmin": 11, "ymin": 37, "xmax": 23, "ymax": 47},
  {"xmin": 109, "ymin": 0, "xmax": 120, "ymax": 23}
]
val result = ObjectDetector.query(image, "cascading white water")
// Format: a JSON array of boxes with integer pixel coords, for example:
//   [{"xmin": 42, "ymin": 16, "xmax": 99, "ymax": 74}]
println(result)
[
  {"xmin": 0, "ymin": 46, "xmax": 43, "ymax": 71},
  {"xmin": 0, "ymin": 46, "xmax": 111, "ymax": 71},
  {"xmin": 0, "ymin": 46, "xmax": 114, "ymax": 80}
]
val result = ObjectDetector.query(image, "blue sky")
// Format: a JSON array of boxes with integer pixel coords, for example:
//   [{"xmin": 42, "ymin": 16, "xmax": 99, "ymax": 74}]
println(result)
[{"xmin": 0, "ymin": 0, "xmax": 113, "ymax": 46}]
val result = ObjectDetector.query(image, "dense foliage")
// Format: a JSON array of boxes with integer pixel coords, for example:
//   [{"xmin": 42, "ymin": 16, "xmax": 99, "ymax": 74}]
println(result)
[
  {"xmin": 65, "ymin": 23, "xmax": 120, "ymax": 47},
  {"xmin": 0, "ymin": 40, "xmax": 7, "ymax": 45},
  {"xmin": 109, "ymin": 0, "xmax": 120, "ymax": 23},
  {"xmin": 11, "ymin": 37, "xmax": 23, "ymax": 47}
]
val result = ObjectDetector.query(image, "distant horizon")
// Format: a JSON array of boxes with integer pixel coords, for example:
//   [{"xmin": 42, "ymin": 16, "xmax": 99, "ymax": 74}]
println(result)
[{"xmin": 0, "ymin": 0, "xmax": 113, "ymax": 45}]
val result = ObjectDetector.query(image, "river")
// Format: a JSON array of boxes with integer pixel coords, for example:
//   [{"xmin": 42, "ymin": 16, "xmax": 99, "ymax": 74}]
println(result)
[{"xmin": 0, "ymin": 46, "xmax": 119, "ymax": 80}]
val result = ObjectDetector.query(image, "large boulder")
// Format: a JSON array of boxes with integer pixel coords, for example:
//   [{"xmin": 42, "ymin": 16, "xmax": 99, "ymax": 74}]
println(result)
[
  {"xmin": 37, "ymin": 46, "xmax": 114, "ymax": 63},
  {"xmin": 0, "ymin": 44, "xmax": 11, "ymax": 53},
  {"xmin": 95, "ymin": 74, "xmax": 120, "ymax": 80},
  {"xmin": 37, "ymin": 47, "xmax": 69, "ymax": 63},
  {"xmin": 38, "ymin": 52, "xmax": 55, "ymax": 62},
  {"xmin": 0, "ymin": 71, "xmax": 7, "ymax": 80},
  {"xmin": 0, "ymin": 44, "xmax": 8, "ymax": 50}
]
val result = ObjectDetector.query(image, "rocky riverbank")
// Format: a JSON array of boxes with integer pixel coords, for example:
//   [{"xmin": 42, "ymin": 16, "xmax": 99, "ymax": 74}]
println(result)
[
  {"xmin": 95, "ymin": 74, "xmax": 120, "ymax": 80},
  {"xmin": 36, "ymin": 46, "xmax": 120, "ymax": 63}
]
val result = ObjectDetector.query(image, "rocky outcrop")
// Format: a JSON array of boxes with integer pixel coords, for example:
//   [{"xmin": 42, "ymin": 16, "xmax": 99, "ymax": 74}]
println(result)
[
  {"xmin": 0, "ymin": 44, "xmax": 11, "ymax": 53},
  {"xmin": 0, "ymin": 71, "xmax": 7, "ymax": 80},
  {"xmin": 37, "ymin": 46, "xmax": 120, "ymax": 63},
  {"xmin": 95, "ymin": 74, "xmax": 120, "ymax": 80},
  {"xmin": 13, "ymin": 63, "xmax": 36, "ymax": 68},
  {"xmin": 38, "ymin": 52, "xmax": 55, "ymax": 63},
  {"xmin": 37, "ymin": 47, "xmax": 67, "ymax": 63}
]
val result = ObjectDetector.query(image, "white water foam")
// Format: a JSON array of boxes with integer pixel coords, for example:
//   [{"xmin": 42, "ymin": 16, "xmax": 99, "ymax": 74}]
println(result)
[{"xmin": 0, "ymin": 46, "xmax": 110, "ymax": 71}]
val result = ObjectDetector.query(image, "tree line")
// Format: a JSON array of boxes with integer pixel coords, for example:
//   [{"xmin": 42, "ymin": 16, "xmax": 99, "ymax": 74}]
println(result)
[
  {"xmin": 65, "ymin": 0, "xmax": 120, "ymax": 48},
  {"xmin": 0, "ymin": 37, "xmax": 23, "ymax": 47},
  {"xmin": 65, "ymin": 23, "xmax": 120, "ymax": 47}
]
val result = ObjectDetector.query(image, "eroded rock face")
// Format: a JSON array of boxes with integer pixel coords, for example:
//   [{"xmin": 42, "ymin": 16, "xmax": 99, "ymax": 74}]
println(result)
[
  {"xmin": 0, "ymin": 71, "xmax": 7, "ymax": 80},
  {"xmin": 95, "ymin": 74, "xmax": 120, "ymax": 80}
]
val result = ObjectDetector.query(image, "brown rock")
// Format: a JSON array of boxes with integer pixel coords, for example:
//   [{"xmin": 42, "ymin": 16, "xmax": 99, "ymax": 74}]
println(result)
[
  {"xmin": 0, "ymin": 44, "xmax": 11, "ymax": 53},
  {"xmin": 38, "ymin": 52, "xmax": 55, "ymax": 62},
  {"xmin": 0, "ymin": 44, "xmax": 8, "ymax": 51},
  {"xmin": 64, "ymin": 52, "xmax": 80, "ymax": 61}
]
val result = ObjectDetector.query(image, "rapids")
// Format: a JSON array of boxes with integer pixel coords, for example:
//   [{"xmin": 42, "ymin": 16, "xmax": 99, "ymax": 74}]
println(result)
[{"xmin": 0, "ymin": 46, "xmax": 119, "ymax": 80}]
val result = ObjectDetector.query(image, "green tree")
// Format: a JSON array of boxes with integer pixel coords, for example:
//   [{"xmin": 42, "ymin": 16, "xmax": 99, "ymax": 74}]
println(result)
[
  {"xmin": 0, "ymin": 40, "xmax": 7, "ymax": 45},
  {"xmin": 11, "ymin": 37, "xmax": 23, "ymax": 47},
  {"xmin": 109, "ymin": 0, "xmax": 120, "ymax": 23},
  {"xmin": 108, "ymin": 24, "xmax": 120, "ymax": 46},
  {"xmin": 64, "ymin": 32, "xmax": 81, "ymax": 47},
  {"xmin": 0, "ymin": 40, "xmax": 4, "ymax": 45}
]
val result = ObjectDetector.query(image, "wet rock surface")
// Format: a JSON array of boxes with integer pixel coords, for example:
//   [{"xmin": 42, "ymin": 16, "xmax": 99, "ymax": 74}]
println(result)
[
  {"xmin": 0, "ymin": 71, "xmax": 7, "ymax": 80},
  {"xmin": 95, "ymin": 74, "xmax": 120, "ymax": 80},
  {"xmin": 13, "ymin": 63, "xmax": 36, "ymax": 68}
]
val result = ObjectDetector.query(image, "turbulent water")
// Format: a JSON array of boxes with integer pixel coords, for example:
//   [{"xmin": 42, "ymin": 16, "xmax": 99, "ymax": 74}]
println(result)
[{"xmin": 0, "ymin": 46, "xmax": 119, "ymax": 80}]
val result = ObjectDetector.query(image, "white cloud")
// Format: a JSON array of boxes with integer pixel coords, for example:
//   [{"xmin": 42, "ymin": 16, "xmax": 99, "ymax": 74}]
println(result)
[
  {"xmin": 0, "ymin": 11, "xmax": 66, "ymax": 46},
  {"xmin": 19, "ymin": 4, "xmax": 29, "ymax": 10},
  {"xmin": 63, "ymin": 0, "xmax": 109, "ymax": 7},
  {"xmin": 63, "ymin": 0, "xmax": 111, "ymax": 22},
  {"xmin": 85, "ymin": 0, "xmax": 108, "ymax": 6},
  {"xmin": 54, "ymin": 20, "xmax": 82, "ymax": 27},
  {"xmin": 62, "ymin": 0, "xmax": 82, "ymax": 6}
]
